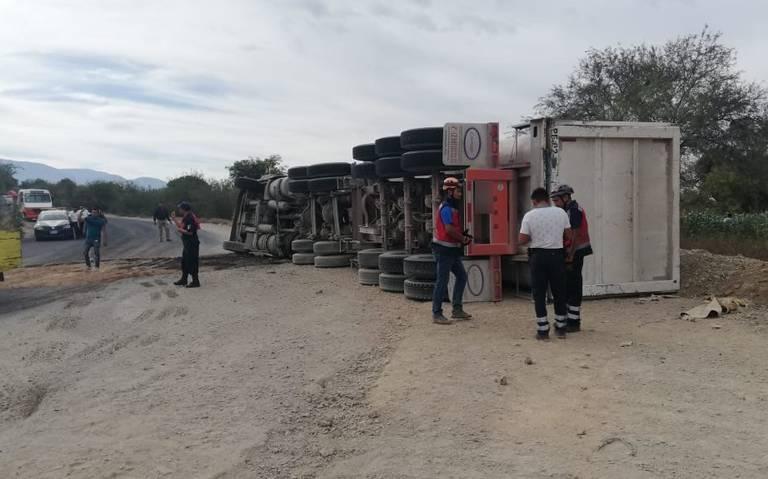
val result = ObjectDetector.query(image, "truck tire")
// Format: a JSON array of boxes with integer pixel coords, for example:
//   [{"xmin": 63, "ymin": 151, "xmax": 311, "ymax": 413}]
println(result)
[
  {"xmin": 234, "ymin": 176, "xmax": 264, "ymax": 192},
  {"xmin": 375, "ymin": 136, "xmax": 403, "ymax": 157},
  {"xmin": 292, "ymin": 252, "xmax": 316, "ymax": 265},
  {"xmin": 358, "ymin": 268, "xmax": 380, "ymax": 285},
  {"xmin": 401, "ymin": 150, "xmax": 445, "ymax": 173},
  {"xmin": 375, "ymin": 156, "xmax": 406, "ymax": 179},
  {"xmin": 287, "ymin": 166, "xmax": 308, "ymax": 179},
  {"xmin": 315, "ymin": 254, "xmax": 351, "ymax": 268},
  {"xmin": 308, "ymin": 177, "xmax": 343, "ymax": 193},
  {"xmin": 400, "ymin": 127, "xmax": 443, "ymax": 151},
  {"xmin": 288, "ymin": 179, "xmax": 310, "ymax": 194},
  {"xmin": 352, "ymin": 144, "xmax": 377, "ymax": 162},
  {"xmin": 378, "ymin": 250, "xmax": 409, "ymax": 274},
  {"xmin": 291, "ymin": 239, "xmax": 314, "ymax": 253},
  {"xmin": 403, "ymin": 254, "xmax": 437, "ymax": 280},
  {"xmin": 307, "ymin": 162, "xmax": 351, "ymax": 178},
  {"xmin": 404, "ymin": 278, "xmax": 435, "ymax": 301},
  {"xmin": 351, "ymin": 162, "xmax": 377, "ymax": 180},
  {"xmin": 357, "ymin": 248, "xmax": 384, "ymax": 269},
  {"xmin": 313, "ymin": 240, "xmax": 342, "ymax": 256},
  {"xmin": 379, "ymin": 273, "xmax": 406, "ymax": 293}
]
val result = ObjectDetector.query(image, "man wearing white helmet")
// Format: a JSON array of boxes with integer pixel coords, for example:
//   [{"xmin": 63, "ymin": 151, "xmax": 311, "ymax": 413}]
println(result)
[
  {"xmin": 551, "ymin": 184, "xmax": 593, "ymax": 332},
  {"xmin": 431, "ymin": 176, "xmax": 473, "ymax": 325}
]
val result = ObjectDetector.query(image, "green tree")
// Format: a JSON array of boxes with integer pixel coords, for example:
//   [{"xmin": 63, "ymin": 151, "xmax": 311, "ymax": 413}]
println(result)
[
  {"xmin": 538, "ymin": 28, "xmax": 765, "ymax": 152},
  {"xmin": 226, "ymin": 155, "xmax": 284, "ymax": 181},
  {"xmin": 695, "ymin": 111, "xmax": 768, "ymax": 212},
  {"xmin": 536, "ymin": 27, "xmax": 767, "ymax": 202},
  {"xmin": 19, "ymin": 178, "xmax": 52, "ymax": 189},
  {"xmin": 0, "ymin": 163, "xmax": 18, "ymax": 192},
  {"xmin": 53, "ymin": 178, "xmax": 78, "ymax": 207}
]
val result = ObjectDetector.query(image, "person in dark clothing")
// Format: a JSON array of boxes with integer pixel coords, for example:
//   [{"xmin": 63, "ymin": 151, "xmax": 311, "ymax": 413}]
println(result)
[
  {"xmin": 431, "ymin": 177, "xmax": 473, "ymax": 325},
  {"xmin": 153, "ymin": 203, "xmax": 173, "ymax": 242},
  {"xmin": 550, "ymin": 184, "xmax": 593, "ymax": 332},
  {"xmin": 81, "ymin": 206, "xmax": 108, "ymax": 270},
  {"xmin": 518, "ymin": 188, "xmax": 571, "ymax": 340},
  {"xmin": 173, "ymin": 201, "xmax": 200, "ymax": 288}
]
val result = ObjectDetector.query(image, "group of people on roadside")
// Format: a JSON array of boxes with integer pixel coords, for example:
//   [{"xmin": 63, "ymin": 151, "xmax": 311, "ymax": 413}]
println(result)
[
  {"xmin": 431, "ymin": 178, "xmax": 592, "ymax": 340},
  {"xmin": 79, "ymin": 202, "xmax": 201, "ymax": 289}
]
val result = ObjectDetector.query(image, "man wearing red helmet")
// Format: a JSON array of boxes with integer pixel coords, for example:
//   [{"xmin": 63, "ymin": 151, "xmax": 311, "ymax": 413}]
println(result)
[{"xmin": 431, "ymin": 177, "xmax": 473, "ymax": 325}]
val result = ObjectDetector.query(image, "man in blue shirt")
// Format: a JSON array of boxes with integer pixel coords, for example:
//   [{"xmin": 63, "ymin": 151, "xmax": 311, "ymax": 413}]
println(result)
[
  {"xmin": 81, "ymin": 206, "xmax": 108, "ymax": 270},
  {"xmin": 431, "ymin": 177, "xmax": 472, "ymax": 325}
]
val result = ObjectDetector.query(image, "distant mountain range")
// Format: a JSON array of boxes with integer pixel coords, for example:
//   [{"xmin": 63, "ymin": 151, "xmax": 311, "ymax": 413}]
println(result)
[{"xmin": 1, "ymin": 159, "xmax": 166, "ymax": 190}]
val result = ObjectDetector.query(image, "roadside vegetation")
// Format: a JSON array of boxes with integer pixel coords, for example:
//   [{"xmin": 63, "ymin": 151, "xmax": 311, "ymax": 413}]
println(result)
[
  {"xmin": 4, "ymin": 156, "xmax": 283, "ymax": 220},
  {"xmin": 681, "ymin": 211, "xmax": 768, "ymax": 260}
]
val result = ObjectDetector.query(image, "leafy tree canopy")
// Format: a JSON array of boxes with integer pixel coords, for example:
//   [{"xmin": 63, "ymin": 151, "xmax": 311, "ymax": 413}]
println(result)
[
  {"xmin": 537, "ymin": 27, "xmax": 768, "ymax": 212},
  {"xmin": 226, "ymin": 155, "xmax": 284, "ymax": 182}
]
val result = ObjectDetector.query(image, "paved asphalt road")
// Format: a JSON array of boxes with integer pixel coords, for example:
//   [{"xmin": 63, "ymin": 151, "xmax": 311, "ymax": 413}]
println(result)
[{"xmin": 22, "ymin": 217, "xmax": 230, "ymax": 266}]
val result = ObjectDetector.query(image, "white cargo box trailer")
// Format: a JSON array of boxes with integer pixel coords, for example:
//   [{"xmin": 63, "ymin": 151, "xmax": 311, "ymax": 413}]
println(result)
[{"xmin": 503, "ymin": 119, "xmax": 680, "ymax": 297}]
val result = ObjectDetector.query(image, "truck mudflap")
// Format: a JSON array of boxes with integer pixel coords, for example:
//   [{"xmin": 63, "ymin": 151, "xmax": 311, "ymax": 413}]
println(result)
[{"xmin": 223, "ymin": 240, "xmax": 248, "ymax": 253}]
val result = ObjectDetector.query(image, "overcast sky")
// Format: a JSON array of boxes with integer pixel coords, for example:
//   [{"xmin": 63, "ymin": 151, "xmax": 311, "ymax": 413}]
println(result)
[{"xmin": 1, "ymin": 0, "xmax": 766, "ymax": 181}]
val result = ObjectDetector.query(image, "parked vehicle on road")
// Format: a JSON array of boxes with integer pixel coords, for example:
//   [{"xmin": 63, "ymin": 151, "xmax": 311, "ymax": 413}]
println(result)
[
  {"xmin": 17, "ymin": 188, "xmax": 53, "ymax": 221},
  {"xmin": 34, "ymin": 209, "xmax": 75, "ymax": 241}
]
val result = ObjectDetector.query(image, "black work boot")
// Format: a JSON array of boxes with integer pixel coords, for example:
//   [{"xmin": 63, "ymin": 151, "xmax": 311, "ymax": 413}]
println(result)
[
  {"xmin": 554, "ymin": 326, "xmax": 567, "ymax": 339},
  {"xmin": 451, "ymin": 307, "xmax": 472, "ymax": 320},
  {"xmin": 186, "ymin": 276, "xmax": 201, "ymax": 288},
  {"xmin": 173, "ymin": 276, "xmax": 188, "ymax": 286},
  {"xmin": 567, "ymin": 320, "xmax": 581, "ymax": 332},
  {"xmin": 432, "ymin": 313, "xmax": 453, "ymax": 325},
  {"xmin": 536, "ymin": 331, "xmax": 550, "ymax": 341}
]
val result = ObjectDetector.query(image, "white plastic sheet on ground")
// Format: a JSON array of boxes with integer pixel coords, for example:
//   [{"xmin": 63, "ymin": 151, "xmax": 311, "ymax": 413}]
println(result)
[{"xmin": 681, "ymin": 296, "xmax": 747, "ymax": 321}]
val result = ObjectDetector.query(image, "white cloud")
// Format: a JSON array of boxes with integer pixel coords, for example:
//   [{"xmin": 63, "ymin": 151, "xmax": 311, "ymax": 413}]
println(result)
[{"xmin": 0, "ymin": 0, "xmax": 766, "ymax": 180}]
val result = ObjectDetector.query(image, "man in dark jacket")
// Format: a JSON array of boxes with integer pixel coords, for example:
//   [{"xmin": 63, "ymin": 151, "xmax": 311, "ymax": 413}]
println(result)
[
  {"xmin": 153, "ymin": 203, "xmax": 172, "ymax": 242},
  {"xmin": 173, "ymin": 202, "xmax": 200, "ymax": 288},
  {"xmin": 551, "ymin": 184, "xmax": 593, "ymax": 332}
]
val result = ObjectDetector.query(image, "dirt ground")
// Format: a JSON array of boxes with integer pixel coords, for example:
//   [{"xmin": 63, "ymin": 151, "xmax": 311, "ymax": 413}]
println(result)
[{"xmin": 1, "ymin": 255, "xmax": 768, "ymax": 478}]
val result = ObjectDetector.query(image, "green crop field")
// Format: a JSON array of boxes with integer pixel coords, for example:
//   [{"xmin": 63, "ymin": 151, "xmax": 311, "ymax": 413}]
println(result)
[{"xmin": 681, "ymin": 211, "xmax": 768, "ymax": 260}]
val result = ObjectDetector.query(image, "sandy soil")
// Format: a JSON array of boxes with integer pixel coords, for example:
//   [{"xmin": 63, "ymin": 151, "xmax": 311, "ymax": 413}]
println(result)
[{"xmin": 1, "ymin": 259, "xmax": 767, "ymax": 478}]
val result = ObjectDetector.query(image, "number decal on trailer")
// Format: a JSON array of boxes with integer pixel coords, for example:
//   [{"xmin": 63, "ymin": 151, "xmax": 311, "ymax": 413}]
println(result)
[{"xmin": 549, "ymin": 127, "xmax": 559, "ymax": 169}]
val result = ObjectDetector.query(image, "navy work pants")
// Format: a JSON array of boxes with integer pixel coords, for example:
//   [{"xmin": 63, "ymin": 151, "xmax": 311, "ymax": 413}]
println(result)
[{"xmin": 431, "ymin": 243, "xmax": 467, "ymax": 316}]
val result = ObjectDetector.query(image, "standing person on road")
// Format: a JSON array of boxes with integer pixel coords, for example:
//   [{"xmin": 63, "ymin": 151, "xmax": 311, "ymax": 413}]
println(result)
[
  {"xmin": 76, "ymin": 206, "xmax": 89, "ymax": 239},
  {"xmin": 153, "ymin": 203, "xmax": 173, "ymax": 242},
  {"xmin": 431, "ymin": 177, "xmax": 472, "ymax": 325},
  {"xmin": 81, "ymin": 206, "xmax": 108, "ymax": 271},
  {"xmin": 550, "ymin": 184, "xmax": 593, "ymax": 332},
  {"xmin": 518, "ymin": 187, "xmax": 571, "ymax": 340},
  {"xmin": 172, "ymin": 201, "xmax": 201, "ymax": 288}
]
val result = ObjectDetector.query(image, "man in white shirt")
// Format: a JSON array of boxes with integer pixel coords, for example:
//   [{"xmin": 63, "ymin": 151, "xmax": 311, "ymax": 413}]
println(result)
[{"xmin": 518, "ymin": 187, "xmax": 572, "ymax": 340}]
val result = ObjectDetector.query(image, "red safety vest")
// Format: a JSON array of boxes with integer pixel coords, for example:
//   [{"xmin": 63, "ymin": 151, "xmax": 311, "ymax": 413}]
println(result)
[
  {"xmin": 433, "ymin": 202, "xmax": 462, "ymax": 248},
  {"xmin": 565, "ymin": 203, "xmax": 592, "ymax": 253}
]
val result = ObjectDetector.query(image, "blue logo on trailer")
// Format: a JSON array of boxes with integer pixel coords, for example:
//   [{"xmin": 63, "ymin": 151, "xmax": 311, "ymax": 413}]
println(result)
[{"xmin": 463, "ymin": 127, "xmax": 481, "ymax": 161}]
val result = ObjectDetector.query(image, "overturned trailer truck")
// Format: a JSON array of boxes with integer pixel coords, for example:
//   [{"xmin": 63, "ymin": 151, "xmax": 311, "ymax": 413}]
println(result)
[{"xmin": 224, "ymin": 119, "xmax": 680, "ymax": 301}]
